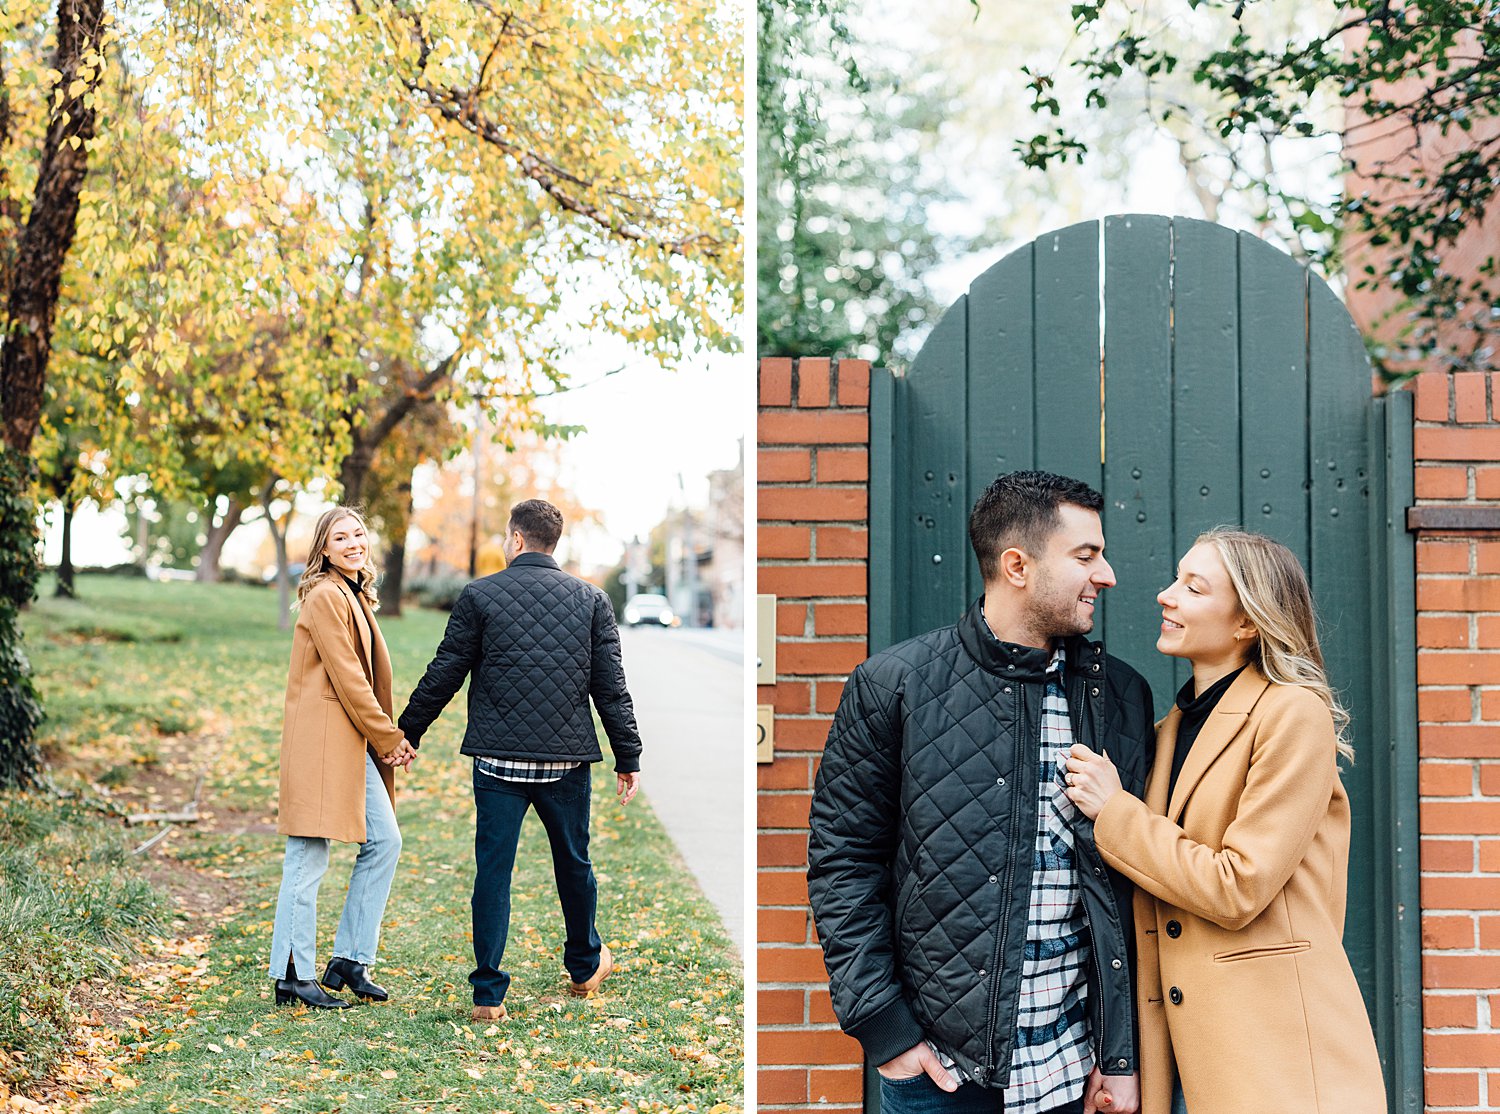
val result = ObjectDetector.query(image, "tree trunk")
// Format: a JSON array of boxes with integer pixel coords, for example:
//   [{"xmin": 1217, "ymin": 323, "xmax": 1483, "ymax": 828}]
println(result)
[
  {"xmin": 0, "ymin": 450, "xmax": 43, "ymax": 788},
  {"xmin": 337, "ymin": 438, "xmax": 376, "ymax": 507},
  {"xmin": 380, "ymin": 473, "xmax": 415, "ymax": 618},
  {"xmin": 0, "ymin": 0, "xmax": 107, "ymax": 787},
  {"xmin": 55, "ymin": 497, "xmax": 75, "ymax": 598},
  {"xmin": 261, "ymin": 478, "xmax": 293, "ymax": 632},
  {"xmin": 195, "ymin": 496, "xmax": 244, "ymax": 583},
  {"xmin": 1, "ymin": 0, "xmax": 108, "ymax": 455}
]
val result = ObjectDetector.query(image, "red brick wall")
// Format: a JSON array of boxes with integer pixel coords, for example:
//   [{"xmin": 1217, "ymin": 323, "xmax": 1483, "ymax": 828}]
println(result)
[
  {"xmin": 1411, "ymin": 372, "xmax": 1500, "ymax": 1112},
  {"xmin": 757, "ymin": 356, "xmax": 871, "ymax": 1112}
]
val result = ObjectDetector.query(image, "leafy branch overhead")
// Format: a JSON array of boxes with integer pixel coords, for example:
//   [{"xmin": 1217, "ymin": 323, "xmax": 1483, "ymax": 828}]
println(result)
[{"xmin": 1015, "ymin": 0, "xmax": 1498, "ymax": 376}]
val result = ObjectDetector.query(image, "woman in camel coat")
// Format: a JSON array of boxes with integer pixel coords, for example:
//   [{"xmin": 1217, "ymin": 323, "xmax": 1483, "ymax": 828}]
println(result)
[
  {"xmin": 266, "ymin": 505, "xmax": 416, "ymax": 1009},
  {"xmin": 1065, "ymin": 529, "xmax": 1384, "ymax": 1114}
]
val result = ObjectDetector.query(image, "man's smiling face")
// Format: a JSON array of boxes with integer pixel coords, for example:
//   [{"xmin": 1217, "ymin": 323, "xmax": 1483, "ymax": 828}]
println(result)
[{"xmin": 1025, "ymin": 503, "xmax": 1115, "ymax": 640}]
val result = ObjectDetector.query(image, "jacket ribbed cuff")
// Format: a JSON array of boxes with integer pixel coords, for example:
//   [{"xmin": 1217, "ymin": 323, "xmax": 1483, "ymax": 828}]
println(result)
[
  {"xmin": 613, "ymin": 755, "xmax": 640, "ymax": 774},
  {"xmin": 846, "ymin": 995, "xmax": 925, "ymax": 1068}
]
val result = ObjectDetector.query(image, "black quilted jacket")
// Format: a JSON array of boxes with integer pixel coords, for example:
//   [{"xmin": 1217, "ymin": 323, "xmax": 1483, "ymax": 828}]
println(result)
[
  {"xmin": 807, "ymin": 598, "xmax": 1154, "ymax": 1087},
  {"xmin": 396, "ymin": 553, "xmax": 643, "ymax": 772}
]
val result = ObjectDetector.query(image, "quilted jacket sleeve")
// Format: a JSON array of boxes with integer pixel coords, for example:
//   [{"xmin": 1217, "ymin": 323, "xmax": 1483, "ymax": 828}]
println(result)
[
  {"xmin": 302, "ymin": 588, "xmax": 405, "ymax": 757},
  {"xmin": 588, "ymin": 592, "xmax": 643, "ymax": 774},
  {"xmin": 806, "ymin": 664, "xmax": 925, "ymax": 1066},
  {"xmin": 397, "ymin": 587, "xmax": 481, "ymax": 748}
]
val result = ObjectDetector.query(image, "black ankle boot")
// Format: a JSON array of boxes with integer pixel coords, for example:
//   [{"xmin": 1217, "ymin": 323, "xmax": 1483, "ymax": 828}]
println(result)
[
  {"xmin": 275, "ymin": 959, "xmax": 354, "ymax": 1009},
  {"xmin": 322, "ymin": 957, "xmax": 389, "ymax": 1002}
]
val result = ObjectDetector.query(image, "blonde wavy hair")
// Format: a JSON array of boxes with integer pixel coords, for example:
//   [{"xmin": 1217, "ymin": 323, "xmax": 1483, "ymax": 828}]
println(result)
[
  {"xmin": 1198, "ymin": 527, "xmax": 1352, "ymax": 763},
  {"xmin": 294, "ymin": 505, "xmax": 381, "ymax": 611}
]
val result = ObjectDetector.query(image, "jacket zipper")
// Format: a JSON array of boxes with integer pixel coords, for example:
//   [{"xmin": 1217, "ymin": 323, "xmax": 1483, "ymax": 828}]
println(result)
[
  {"xmin": 984, "ymin": 681, "xmax": 1028, "ymax": 1081},
  {"xmin": 1073, "ymin": 664, "xmax": 1119, "ymax": 1068}
]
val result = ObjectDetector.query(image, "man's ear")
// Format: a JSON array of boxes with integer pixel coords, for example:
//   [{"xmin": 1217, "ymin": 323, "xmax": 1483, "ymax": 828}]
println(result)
[{"xmin": 999, "ymin": 546, "xmax": 1029, "ymax": 588}]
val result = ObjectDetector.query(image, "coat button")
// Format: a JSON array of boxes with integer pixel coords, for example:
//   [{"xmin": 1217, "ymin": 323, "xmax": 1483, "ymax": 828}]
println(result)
[
  {"xmin": 1116, "ymin": 1059, "xmax": 1128, "ymax": 1070},
  {"xmin": 1166, "ymin": 920, "xmax": 1182, "ymax": 938},
  {"xmin": 996, "ymin": 777, "xmax": 1006, "ymax": 786},
  {"xmin": 988, "ymin": 875, "xmax": 998, "ymax": 884},
  {"xmin": 978, "ymin": 969, "xmax": 987, "ymax": 978},
  {"xmin": 1111, "ymin": 958, "xmax": 1122, "ymax": 969},
  {"xmin": 1091, "ymin": 686, "xmax": 1100, "ymax": 696},
  {"xmin": 1091, "ymin": 663, "xmax": 1100, "ymax": 673},
  {"xmin": 1169, "ymin": 986, "xmax": 1183, "ymax": 1005},
  {"xmin": 1093, "ymin": 866, "xmax": 1104, "ymax": 877}
]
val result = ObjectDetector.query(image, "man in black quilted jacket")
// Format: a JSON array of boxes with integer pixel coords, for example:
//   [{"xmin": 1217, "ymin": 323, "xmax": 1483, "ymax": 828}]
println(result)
[
  {"xmin": 397, "ymin": 498, "xmax": 643, "ymax": 1022},
  {"xmin": 807, "ymin": 471, "xmax": 1154, "ymax": 1114}
]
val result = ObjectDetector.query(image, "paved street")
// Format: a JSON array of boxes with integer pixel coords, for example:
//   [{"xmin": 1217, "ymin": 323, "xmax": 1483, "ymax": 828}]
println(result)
[{"xmin": 618, "ymin": 626, "xmax": 744, "ymax": 954}]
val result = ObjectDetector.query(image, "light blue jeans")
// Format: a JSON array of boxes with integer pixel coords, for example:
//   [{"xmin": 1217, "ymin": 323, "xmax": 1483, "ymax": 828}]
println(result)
[{"xmin": 267, "ymin": 753, "xmax": 401, "ymax": 979}]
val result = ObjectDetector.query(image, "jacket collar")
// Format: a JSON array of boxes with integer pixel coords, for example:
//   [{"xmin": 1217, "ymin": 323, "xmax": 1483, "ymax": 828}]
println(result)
[
  {"xmin": 506, "ymin": 551, "xmax": 560, "ymax": 571},
  {"xmin": 956, "ymin": 596, "xmax": 1104, "ymax": 682},
  {"xmin": 1163, "ymin": 663, "xmax": 1271, "ymax": 822}
]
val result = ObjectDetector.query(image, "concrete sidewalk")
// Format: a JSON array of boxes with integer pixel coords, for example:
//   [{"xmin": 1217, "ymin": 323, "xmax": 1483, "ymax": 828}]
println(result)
[{"xmin": 617, "ymin": 626, "xmax": 744, "ymax": 953}]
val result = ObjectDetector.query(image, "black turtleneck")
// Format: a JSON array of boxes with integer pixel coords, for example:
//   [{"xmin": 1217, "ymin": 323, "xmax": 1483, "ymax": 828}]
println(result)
[
  {"xmin": 1167, "ymin": 665, "xmax": 1246, "ymax": 802},
  {"xmin": 339, "ymin": 573, "xmax": 370, "ymax": 646}
]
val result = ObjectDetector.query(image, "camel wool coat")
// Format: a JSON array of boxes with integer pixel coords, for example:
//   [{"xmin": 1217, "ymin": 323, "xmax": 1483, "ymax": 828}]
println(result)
[
  {"xmin": 1091, "ymin": 666, "xmax": 1385, "ymax": 1114},
  {"xmin": 277, "ymin": 579, "xmax": 405, "ymax": 843}
]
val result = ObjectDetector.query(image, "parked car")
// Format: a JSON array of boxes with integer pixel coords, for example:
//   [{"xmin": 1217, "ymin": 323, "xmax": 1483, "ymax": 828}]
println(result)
[{"xmin": 623, "ymin": 593, "xmax": 676, "ymax": 628}]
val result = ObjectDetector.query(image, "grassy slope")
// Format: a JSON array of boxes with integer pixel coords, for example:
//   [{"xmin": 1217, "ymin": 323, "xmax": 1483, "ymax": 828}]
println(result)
[{"xmin": 16, "ymin": 575, "xmax": 741, "ymax": 1113}]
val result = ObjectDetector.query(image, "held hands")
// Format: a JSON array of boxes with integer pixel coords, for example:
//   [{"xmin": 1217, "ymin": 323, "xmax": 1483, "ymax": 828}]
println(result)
[
  {"xmin": 617, "ymin": 771, "xmax": 641, "ymax": 806},
  {"xmin": 381, "ymin": 739, "xmax": 418, "ymax": 770},
  {"xmin": 1083, "ymin": 1067, "xmax": 1140, "ymax": 1114},
  {"xmin": 1063, "ymin": 744, "xmax": 1121, "ymax": 820},
  {"xmin": 876, "ymin": 1041, "xmax": 959, "ymax": 1091}
]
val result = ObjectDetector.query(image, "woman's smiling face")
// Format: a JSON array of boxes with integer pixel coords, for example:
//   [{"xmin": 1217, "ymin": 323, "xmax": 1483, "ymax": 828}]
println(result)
[
  {"xmin": 1156, "ymin": 541, "xmax": 1254, "ymax": 668},
  {"xmin": 323, "ymin": 516, "xmax": 367, "ymax": 575}
]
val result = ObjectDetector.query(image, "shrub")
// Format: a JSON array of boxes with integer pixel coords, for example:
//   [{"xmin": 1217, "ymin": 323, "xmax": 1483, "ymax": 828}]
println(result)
[
  {"xmin": 0, "ymin": 794, "xmax": 165, "ymax": 1088},
  {"xmin": 404, "ymin": 575, "xmax": 471, "ymax": 612}
]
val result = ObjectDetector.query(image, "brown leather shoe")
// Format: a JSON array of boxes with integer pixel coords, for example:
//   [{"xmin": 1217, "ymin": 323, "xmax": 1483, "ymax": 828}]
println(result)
[
  {"xmin": 471, "ymin": 1003, "xmax": 508, "ymax": 1022},
  {"xmin": 568, "ymin": 945, "xmax": 613, "ymax": 997}
]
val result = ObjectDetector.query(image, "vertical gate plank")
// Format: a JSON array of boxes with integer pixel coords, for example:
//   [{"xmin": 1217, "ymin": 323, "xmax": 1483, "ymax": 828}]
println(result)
[
  {"xmin": 967, "ymin": 243, "xmax": 1036, "ymax": 607},
  {"xmin": 870, "ymin": 366, "xmax": 898, "ymax": 654},
  {"xmin": 904, "ymin": 298, "xmax": 970, "ymax": 639},
  {"xmin": 1238, "ymin": 233, "xmax": 1310, "ymax": 555},
  {"xmin": 1101, "ymin": 214, "xmax": 1173, "ymax": 696},
  {"xmin": 1034, "ymin": 220, "xmax": 1102, "ymax": 490},
  {"xmin": 1309, "ymin": 275, "xmax": 1377, "ymax": 1017},
  {"xmin": 1170, "ymin": 219, "xmax": 1241, "ymax": 693}
]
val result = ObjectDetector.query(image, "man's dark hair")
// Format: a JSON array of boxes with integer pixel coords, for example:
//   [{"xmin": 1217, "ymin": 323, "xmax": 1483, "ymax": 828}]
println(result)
[
  {"xmin": 968, "ymin": 471, "xmax": 1104, "ymax": 581},
  {"xmin": 509, "ymin": 499, "xmax": 564, "ymax": 552}
]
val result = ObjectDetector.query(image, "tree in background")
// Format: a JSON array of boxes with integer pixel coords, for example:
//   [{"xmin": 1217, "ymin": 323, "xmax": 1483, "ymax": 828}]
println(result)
[
  {"xmin": 1017, "ymin": 0, "xmax": 1497, "ymax": 376},
  {"xmin": 1, "ymin": 0, "xmax": 742, "ymax": 786},
  {"xmin": 0, "ymin": 0, "xmax": 109, "ymax": 786},
  {"xmin": 757, "ymin": 0, "xmax": 971, "ymax": 363}
]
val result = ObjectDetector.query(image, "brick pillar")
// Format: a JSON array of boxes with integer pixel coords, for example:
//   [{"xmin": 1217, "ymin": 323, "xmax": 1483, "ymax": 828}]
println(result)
[
  {"xmin": 758, "ymin": 356, "xmax": 872, "ymax": 1112},
  {"xmin": 1411, "ymin": 373, "xmax": 1500, "ymax": 1112}
]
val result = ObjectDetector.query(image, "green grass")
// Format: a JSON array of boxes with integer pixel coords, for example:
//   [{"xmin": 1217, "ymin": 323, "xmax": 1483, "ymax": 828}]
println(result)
[{"xmin": 13, "ymin": 574, "xmax": 742, "ymax": 1113}]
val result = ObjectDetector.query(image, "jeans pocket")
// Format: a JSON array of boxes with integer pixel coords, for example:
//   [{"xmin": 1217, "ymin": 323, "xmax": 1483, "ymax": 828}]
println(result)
[{"xmin": 546, "ymin": 765, "xmax": 591, "ymax": 803}]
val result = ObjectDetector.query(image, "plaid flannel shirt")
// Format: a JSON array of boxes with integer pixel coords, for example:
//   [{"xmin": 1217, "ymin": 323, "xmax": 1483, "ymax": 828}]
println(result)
[
  {"xmin": 933, "ymin": 647, "xmax": 1094, "ymax": 1111},
  {"xmin": 474, "ymin": 757, "xmax": 581, "ymax": 783}
]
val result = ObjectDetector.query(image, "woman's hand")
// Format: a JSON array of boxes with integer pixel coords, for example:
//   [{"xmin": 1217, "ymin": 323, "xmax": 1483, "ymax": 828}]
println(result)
[
  {"xmin": 382, "ymin": 740, "xmax": 417, "ymax": 770},
  {"xmin": 1064, "ymin": 743, "xmax": 1121, "ymax": 820}
]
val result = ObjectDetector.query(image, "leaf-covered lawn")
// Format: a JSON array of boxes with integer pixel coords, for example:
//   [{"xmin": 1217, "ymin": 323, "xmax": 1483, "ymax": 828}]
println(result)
[{"xmin": 18, "ymin": 575, "xmax": 742, "ymax": 1113}]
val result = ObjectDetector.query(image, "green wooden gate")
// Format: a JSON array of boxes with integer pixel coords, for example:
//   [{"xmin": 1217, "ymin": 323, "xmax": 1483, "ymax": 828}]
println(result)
[{"xmin": 868, "ymin": 215, "xmax": 1420, "ymax": 1111}]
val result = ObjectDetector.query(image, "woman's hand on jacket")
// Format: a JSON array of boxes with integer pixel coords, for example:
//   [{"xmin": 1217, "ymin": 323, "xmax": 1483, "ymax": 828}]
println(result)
[
  {"xmin": 1064, "ymin": 744, "xmax": 1122, "ymax": 820},
  {"xmin": 1083, "ymin": 1067, "xmax": 1138, "ymax": 1113}
]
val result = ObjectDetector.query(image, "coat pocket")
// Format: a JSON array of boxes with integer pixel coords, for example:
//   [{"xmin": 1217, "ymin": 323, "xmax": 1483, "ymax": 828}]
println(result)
[{"xmin": 1212, "ymin": 939, "xmax": 1312, "ymax": 963}]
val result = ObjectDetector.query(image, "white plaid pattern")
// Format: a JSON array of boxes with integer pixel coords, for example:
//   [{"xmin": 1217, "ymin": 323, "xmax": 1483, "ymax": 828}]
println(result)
[
  {"xmin": 474, "ymin": 756, "xmax": 581, "ymax": 783},
  {"xmin": 932, "ymin": 648, "xmax": 1093, "ymax": 1111}
]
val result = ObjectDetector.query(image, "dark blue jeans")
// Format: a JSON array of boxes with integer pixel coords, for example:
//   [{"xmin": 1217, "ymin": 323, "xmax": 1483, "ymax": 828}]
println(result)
[
  {"xmin": 470, "ymin": 762, "xmax": 601, "ymax": 1006},
  {"xmin": 877, "ymin": 1074, "xmax": 1085, "ymax": 1114}
]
